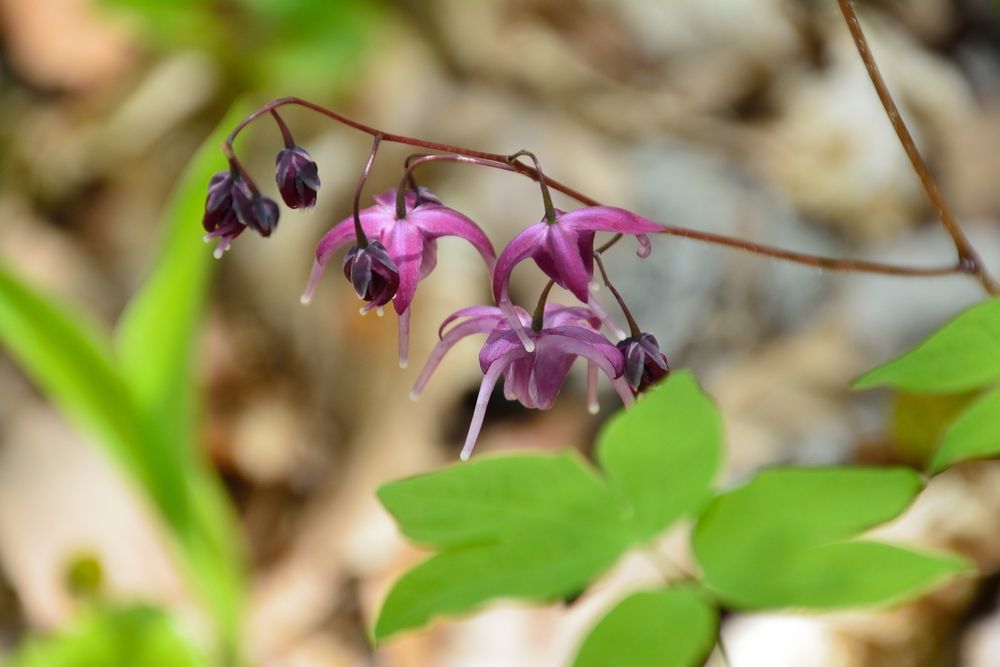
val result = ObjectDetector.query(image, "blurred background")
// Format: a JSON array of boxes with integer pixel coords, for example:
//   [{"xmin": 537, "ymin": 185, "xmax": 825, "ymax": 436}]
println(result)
[{"xmin": 3, "ymin": 0, "xmax": 1000, "ymax": 665}]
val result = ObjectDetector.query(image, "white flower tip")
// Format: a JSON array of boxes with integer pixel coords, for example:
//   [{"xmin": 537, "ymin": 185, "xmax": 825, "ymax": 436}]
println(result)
[
  {"xmin": 299, "ymin": 293, "xmax": 312, "ymax": 305},
  {"xmin": 588, "ymin": 401, "xmax": 600, "ymax": 415},
  {"xmin": 376, "ymin": 306, "xmax": 385, "ymax": 318},
  {"xmin": 522, "ymin": 340, "xmax": 536, "ymax": 353},
  {"xmin": 459, "ymin": 448, "xmax": 472, "ymax": 461},
  {"xmin": 409, "ymin": 389, "xmax": 421, "ymax": 401},
  {"xmin": 202, "ymin": 233, "xmax": 213, "ymax": 243},
  {"xmin": 589, "ymin": 281, "xmax": 601, "ymax": 293},
  {"xmin": 616, "ymin": 330, "xmax": 628, "ymax": 341},
  {"xmin": 399, "ymin": 358, "xmax": 409, "ymax": 370},
  {"xmin": 212, "ymin": 246, "xmax": 225, "ymax": 260},
  {"xmin": 359, "ymin": 306, "xmax": 369, "ymax": 316}
]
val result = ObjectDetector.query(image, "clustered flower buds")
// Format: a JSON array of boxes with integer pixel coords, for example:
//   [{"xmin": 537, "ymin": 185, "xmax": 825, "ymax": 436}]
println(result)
[
  {"xmin": 202, "ymin": 167, "xmax": 280, "ymax": 258},
  {"xmin": 204, "ymin": 102, "xmax": 671, "ymax": 459}
]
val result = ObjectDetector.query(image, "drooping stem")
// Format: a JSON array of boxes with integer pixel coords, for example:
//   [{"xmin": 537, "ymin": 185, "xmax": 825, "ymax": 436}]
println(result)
[
  {"xmin": 224, "ymin": 96, "xmax": 985, "ymax": 286},
  {"xmin": 352, "ymin": 134, "xmax": 382, "ymax": 248},
  {"xmin": 270, "ymin": 110, "xmax": 295, "ymax": 149},
  {"xmin": 531, "ymin": 280, "xmax": 556, "ymax": 332},
  {"xmin": 395, "ymin": 153, "xmax": 518, "ymax": 219},
  {"xmin": 594, "ymin": 252, "xmax": 642, "ymax": 339},
  {"xmin": 507, "ymin": 150, "xmax": 558, "ymax": 225},
  {"xmin": 836, "ymin": 0, "xmax": 999, "ymax": 295}
]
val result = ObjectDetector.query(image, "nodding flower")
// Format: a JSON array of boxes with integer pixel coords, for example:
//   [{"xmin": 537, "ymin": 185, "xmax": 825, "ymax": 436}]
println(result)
[
  {"xmin": 618, "ymin": 333, "xmax": 670, "ymax": 393},
  {"xmin": 301, "ymin": 188, "xmax": 496, "ymax": 368},
  {"xmin": 275, "ymin": 146, "xmax": 321, "ymax": 209},
  {"xmin": 491, "ymin": 206, "xmax": 659, "ymax": 351},
  {"xmin": 411, "ymin": 303, "xmax": 634, "ymax": 460},
  {"xmin": 202, "ymin": 171, "xmax": 280, "ymax": 258}
]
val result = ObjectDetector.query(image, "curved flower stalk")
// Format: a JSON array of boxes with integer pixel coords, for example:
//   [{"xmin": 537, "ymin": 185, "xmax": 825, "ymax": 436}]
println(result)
[
  {"xmin": 301, "ymin": 188, "xmax": 496, "ymax": 367},
  {"xmin": 411, "ymin": 303, "xmax": 633, "ymax": 460},
  {"xmin": 492, "ymin": 206, "xmax": 659, "ymax": 350}
]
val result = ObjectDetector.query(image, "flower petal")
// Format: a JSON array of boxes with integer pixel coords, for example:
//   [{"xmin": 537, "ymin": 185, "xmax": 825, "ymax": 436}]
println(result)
[
  {"xmin": 559, "ymin": 206, "xmax": 660, "ymax": 235},
  {"xmin": 413, "ymin": 206, "xmax": 497, "ymax": 272},
  {"xmin": 462, "ymin": 349, "xmax": 526, "ymax": 460},
  {"xmin": 383, "ymin": 221, "xmax": 426, "ymax": 315},
  {"xmin": 492, "ymin": 223, "xmax": 548, "ymax": 303},
  {"xmin": 543, "ymin": 222, "xmax": 592, "ymax": 302},
  {"xmin": 412, "ymin": 317, "xmax": 503, "ymax": 398}
]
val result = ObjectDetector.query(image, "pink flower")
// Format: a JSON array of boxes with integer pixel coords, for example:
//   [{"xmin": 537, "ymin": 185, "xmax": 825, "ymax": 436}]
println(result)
[
  {"xmin": 411, "ymin": 304, "xmax": 634, "ymax": 460},
  {"xmin": 492, "ymin": 207, "xmax": 659, "ymax": 351},
  {"xmin": 301, "ymin": 188, "xmax": 496, "ymax": 367}
]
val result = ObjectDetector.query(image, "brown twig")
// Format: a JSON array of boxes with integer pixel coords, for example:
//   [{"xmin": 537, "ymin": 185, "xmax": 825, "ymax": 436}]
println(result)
[{"xmin": 835, "ymin": 0, "xmax": 999, "ymax": 295}]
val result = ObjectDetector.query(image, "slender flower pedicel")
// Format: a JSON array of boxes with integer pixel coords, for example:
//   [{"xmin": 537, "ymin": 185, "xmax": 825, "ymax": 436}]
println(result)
[
  {"xmin": 301, "ymin": 188, "xmax": 496, "ymax": 367},
  {"xmin": 492, "ymin": 206, "xmax": 659, "ymax": 351}
]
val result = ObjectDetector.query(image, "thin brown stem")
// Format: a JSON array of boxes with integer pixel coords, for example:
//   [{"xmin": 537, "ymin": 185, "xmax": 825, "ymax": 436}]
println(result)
[
  {"xmin": 225, "ymin": 96, "xmax": 979, "ymax": 285},
  {"xmin": 507, "ymin": 150, "xmax": 557, "ymax": 224},
  {"xmin": 269, "ymin": 110, "xmax": 295, "ymax": 149},
  {"xmin": 531, "ymin": 280, "xmax": 556, "ymax": 332},
  {"xmin": 594, "ymin": 252, "xmax": 642, "ymax": 338},
  {"xmin": 836, "ymin": 0, "xmax": 999, "ymax": 295},
  {"xmin": 352, "ymin": 134, "xmax": 382, "ymax": 248},
  {"xmin": 395, "ymin": 153, "xmax": 518, "ymax": 219}
]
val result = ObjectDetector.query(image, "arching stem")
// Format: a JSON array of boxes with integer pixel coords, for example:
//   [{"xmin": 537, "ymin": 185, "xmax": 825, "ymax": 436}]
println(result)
[
  {"xmin": 395, "ymin": 153, "xmax": 518, "ymax": 219},
  {"xmin": 836, "ymin": 0, "xmax": 999, "ymax": 295},
  {"xmin": 594, "ymin": 252, "xmax": 642, "ymax": 339},
  {"xmin": 352, "ymin": 134, "xmax": 382, "ymax": 248},
  {"xmin": 507, "ymin": 150, "xmax": 557, "ymax": 225},
  {"xmin": 531, "ymin": 280, "xmax": 556, "ymax": 332}
]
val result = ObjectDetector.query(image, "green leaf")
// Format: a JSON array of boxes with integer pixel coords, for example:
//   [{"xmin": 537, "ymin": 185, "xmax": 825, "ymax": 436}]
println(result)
[
  {"xmin": 378, "ymin": 452, "xmax": 627, "ymax": 549},
  {"xmin": 855, "ymin": 298, "xmax": 1000, "ymax": 393},
  {"xmin": 573, "ymin": 586, "xmax": 718, "ymax": 667},
  {"xmin": 0, "ymin": 263, "xmax": 152, "ymax": 493},
  {"xmin": 116, "ymin": 102, "xmax": 246, "ymax": 459},
  {"xmin": 931, "ymin": 386, "xmax": 1000, "ymax": 472},
  {"xmin": 10, "ymin": 605, "xmax": 207, "ymax": 667},
  {"xmin": 597, "ymin": 371, "xmax": 722, "ymax": 541},
  {"xmin": 693, "ymin": 467, "xmax": 969, "ymax": 609},
  {"xmin": 375, "ymin": 453, "xmax": 634, "ymax": 641},
  {"xmin": 375, "ymin": 529, "xmax": 630, "ymax": 641},
  {"xmin": 113, "ymin": 104, "xmax": 250, "ymax": 656}
]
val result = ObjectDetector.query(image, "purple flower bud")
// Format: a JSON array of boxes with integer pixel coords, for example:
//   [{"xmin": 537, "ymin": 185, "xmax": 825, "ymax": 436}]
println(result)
[
  {"xmin": 203, "ymin": 171, "xmax": 238, "ymax": 232},
  {"xmin": 617, "ymin": 333, "xmax": 669, "ymax": 393},
  {"xmin": 342, "ymin": 241, "xmax": 400, "ymax": 309},
  {"xmin": 275, "ymin": 146, "xmax": 321, "ymax": 209}
]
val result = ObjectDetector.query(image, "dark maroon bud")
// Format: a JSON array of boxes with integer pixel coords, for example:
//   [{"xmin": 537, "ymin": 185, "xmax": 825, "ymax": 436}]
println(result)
[
  {"xmin": 617, "ymin": 333, "xmax": 669, "ymax": 393},
  {"xmin": 275, "ymin": 146, "xmax": 321, "ymax": 209},
  {"xmin": 203, "ymin": 171, "xmax": 238, "ymax": 232},
  {"xmin": 342, "ymin": 241, "xmax": 399, "ymax": 308},
  {"xmin": 231, "ymin": 176, "xmax": 279, "ymax": 237}
]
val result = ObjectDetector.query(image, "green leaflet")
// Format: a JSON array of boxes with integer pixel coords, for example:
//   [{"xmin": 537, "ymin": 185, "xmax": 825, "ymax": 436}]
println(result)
[
  {"xmin": 855, "ymin": 298, "xmax": 1000, "ymax": 393},
  {"xmin": 693, "ymin": 467, "xmax": 971, "ymax": 609},
  {"xmin": 597, "ymin": 371, "xmax": 722, "ymax": 541},
  {"xmin": 573, "ymin": 586, "xmax": 718, "ymax": 667},
  {"xmin": 375, "ymin": 373, "xmax": 725, "ymax": 641},
  {"xmin": 931, "ymin": 386, "xmax": 1000, "ymax": 472}
]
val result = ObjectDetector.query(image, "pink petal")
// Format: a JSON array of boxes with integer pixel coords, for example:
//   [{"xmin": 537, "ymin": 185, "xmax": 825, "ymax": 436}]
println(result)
[
  {"xmin": 544, "ymin": 222, "xmax": 593, "ymax": 302},
  {"xmin": 438, "ymin": 305, "xmax": 507, "ymax": 338},
  {"xmin": 492, "ymin": 223, "xmax": 548, "ymax": 303},
  {"xmin": 411, "ymin": 317, "xmax": 501, "ymax": 398},
  {"xmin": 397, "ymin": 306, "xmax": 411, "ymax": 369},
  {"xmin": 383, "ymin": 221, "xmax": 426, "ymax": 315},
  {"xmin": 462, "ymin": 349, "xmax": 526, "ymax": 460},
  {"xmin": 303, "ymin": 210, "xmax": 386, "ymax": 304},
  {"xmin": 413, "ymin": 206, "xmax": 497, "ymax": 273},
  {"xmin": 560, "ymin": 206, "xmax": 660, "ymax": 235}
]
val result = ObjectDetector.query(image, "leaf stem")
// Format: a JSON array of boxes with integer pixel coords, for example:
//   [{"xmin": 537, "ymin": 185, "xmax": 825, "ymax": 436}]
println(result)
[{"xmin": 352, "ymin": 134, "xmax": 382, "ymax": 248}]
